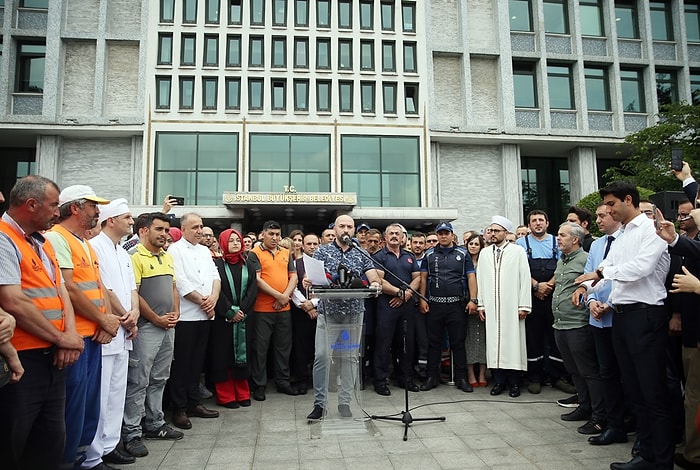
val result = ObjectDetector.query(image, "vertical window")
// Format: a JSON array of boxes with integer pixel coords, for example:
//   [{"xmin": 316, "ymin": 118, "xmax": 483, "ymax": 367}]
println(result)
[
  {"xmin": 361, "ymin": 81, "xmax": 375, "ymax": 113},
  {"xmin": 206, "ymin": 0, "xmax": 220, "ymax": 23},
  {"xmin": 513, "ymin": 63, "xmax": 537, "ymax": 108},
  {"xmin": 547, "ymin": 64, "xmax": 573, "ymax": 109},
  {"xmin": 339, "ymin": 81, "xmax": 353, "ymax": 112},
  {"xmin": 382, "ymin": 41, "xmax": 396, "ymax": 72},
  {"xmin": 19, "ymin": 0, "xmax": 49, "ymax": 7},
  {"xmin": 338, "ymin": 0, "xmax": 352, "ymax": 28},
  {"xmin": 317, "ymin": 0, "xmax": 330, "ymax": 27},
  {"xmin": 295, "ymin": 0, "xmax": 309, "ymax": 26},
  {"xmin": 316, "ymin": 38, "xmax": 331, "ymax": 69},
  {"xmin": 202, "ymin": 77, "xmax": 218, "ymax": 109},
  {"xmin": 403, "ymin": 42, "xmax": 416, "ymax": 73},
  {"xmin": 650, "ymin": 1, "xmax": 673, "ymax": 41},
  {"xmin": 294, "ymin": 79, "xmax": 309, "ymax": 111},
  {"xmin": 157, "ymin": 33, "xmax": 173, "ymax": 65},
  {"xmin": 272, "ymin": 36, "xmax": 287, "ymax": 68},
  {"xmin": 543, "ymin": 0, "xmax": 568, "ymax": 34},
  {"xmin": 161, "ymin": 0, "xmax": 175, "ymax": 22},
  {"xmin": 402, "ymin": 2, "xmax": 415, "ymax": 32},
  {"xmin": 360, "ymin": 40, "xmax": 374, "ymax": 71},
  {"xmin": 580, "ymin": 0, "xmax": 603, "ymax": 36},
  {"xmin": 273, "ymin": 0, "xmax": 287, "ymax": 25},
  {"xmin": 317, "ymin": 80, "xmax": 331, "ymax": 111},
  {"xmin": 17, "ymin": 42, "xmax": 46, "ymax": 93},
  {"xmin": 251, "ymin": 0, "xmax": 264, "ymax": 25},
  {"xmin": 226, "ymin": 35, "xmax": 241, "ymax": 67},
  {"xmin": 181, "ymin": 34, "xmax": 196, "ymax": 66},
  {"xmin": 509, "ymin": 0, "xmax": 532, "ymax": 32},
  {"xmin": 249, "ymin": 78, "xmax": 263, "ymax": 110},
  {"xmin": 294, "ymin": 38, "xmax": 309, "ymax": 68},
  {"xmin": 156, "ymin": 76, "xmax": 172, "ymax": 109},
  {"xmin": 381, "ymin": 2, "xmax": 394, "ymax": 31},
  {"xmin": 183, "ymin": 0, "xmax": 197, "ymax": 23},
  {"xmin": 272, "ymin": 79, "xmax": 286, "ymax": 110},
  {"xmin": 620, "ymin": 69, "xmax": 645, "ymax": 112},
  {"xmin": 656, "ymin": 70, "xmax": 678, "ymax": 107},
  {"xmin": 179, "ymin": 76, "xmax": 195, "ymax": 109},
  {"xmin": 249, "ymin": 36, "xmax": 264, "ymax": 67},
  {"xmin": 584, "ymin": 66, "xmax": 610, "ymax": 111},
  {"xmin": 360, "ymin": 1, "xmax": 373, "ymax": 30},
  {"xmin": 687, "ymin": 3, "xmax": 700, "ymax": 43},
  {"xmin": 383, "ymin": 82, "xmax": 397, "ymax": 114},
  {"xmin": 228, "ymin": 0, "xmax": 242, "ymax": 24},
  {"xmin": 339, "ymin": 39, "xmax": 353, "ymax": 70},
  {"xmin": 691, "ymin": 71, "xmax": 700, "ymax": 105},
  {"xmin": 405, "ymin": 84, "xmax": 418, "ymax": 114},
  {"xmin": 225, "ymin": 77, "xmax": 240, "ymax": 109},
  {"xmin": 615, "ymin": 1, "xmax": 639, "ymax": 39},
  {"xmin": 204, "ymin": 35, "xmax": 219, "ymax": 67}
]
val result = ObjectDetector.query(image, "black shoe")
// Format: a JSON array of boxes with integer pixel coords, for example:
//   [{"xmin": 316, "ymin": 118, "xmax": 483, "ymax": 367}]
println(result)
[
  {"xmin": 557, "ymin": 394, "xmax": 579, "ymax": 408},
  {"xmin": 307, "ymin": 405, "xmax": 324, "ymax": 421},
  {"xmin": 103, "ymin": 448, "xmax": 136, "ymax": 465},
  {"xmin": 239, "ymin": 399, "xmax": 251, "ymax": 407},
  {"xmin": 578, "ymin": 419, "xmax": 606, "ymax": 435},
  {"xmin": 631, "ymin": 437, "xmax": 641, "ymax": 456},
  {"xmin": 456, "ymin": 379, "xmax": 473, "ymax": 393},
  {"xmin": 490, "ymin": 383, "xmax": 505, "ymax": 396},
  {"xmin": 674, "ymin": 452, "xmax": 700, "ymax": 470},
  {"xmin": 276, "ymin": 384, "xmax": 299, "ymax": 396},
  {"xmin": 123, "ymin": 437, "xmax": 149, "ymax": 457},
  {"xmin": 338, "ymin": 404, "xmax": 352, "ymax": 418},
  {"xmin": 420, "ymin": 377, "xmax": 438, "ymax": 391},
  {"xmin": 553, "ymin": 378, "xmax": 577, "ymax": 394},
  {"xmin": 253, "ymin": 386, "xmax": 266, "ymax": 401},
  {"xmin": 508, "ymin": 384, "xmax": 521, "ymax": 398},
  {"xmin": 588, "ymin": 428, "xmax": 628, "ymax": 446},
  {"xmin": 88, "ymin": 463, "xmax": 121, "ymax": 470},
  {"xmin": 296, "ymin": 382, "xmax": 308, "ymax": 395},
  {"xmin": 560, "ymin": 406, "xmax": 591, "ymax": 422},
  {"xmin": 609, "ymin": 455, "xmax": 655, "ymax": 470},
  {"xmin": 219, "ymin": 401, "xmax": 240, "ymax": 409},
  {"xmin": 374, "ymin": 383, "xmax": 391, "ymax": 396},
  {"xmin": 396, "ymin": 379, "xmax": 420, "ymax": 392},
  {"xmin": 186, "ymin": 404, "xmax": 219, "ymax": 418},
  {"xmin": 144, "ymin": 424, "xmax": 184, "ymax": 440}
]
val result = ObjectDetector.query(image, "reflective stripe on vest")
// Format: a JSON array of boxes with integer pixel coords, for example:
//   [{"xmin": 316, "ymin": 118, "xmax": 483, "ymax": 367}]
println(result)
[{"xmin": 0, "ymin": 220, "xmax": 65, "ymax": 351}]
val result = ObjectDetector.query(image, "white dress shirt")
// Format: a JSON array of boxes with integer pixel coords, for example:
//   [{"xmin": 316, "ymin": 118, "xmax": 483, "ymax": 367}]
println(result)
[{"xmin": 168, "ymin": 238, "xmax": 221, "ymax": 321}]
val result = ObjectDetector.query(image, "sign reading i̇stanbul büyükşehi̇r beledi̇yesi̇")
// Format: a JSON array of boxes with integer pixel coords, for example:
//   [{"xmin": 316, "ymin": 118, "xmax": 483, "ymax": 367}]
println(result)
[{"xmin": 223, "ymin": 188, "xmax": 357, "ymax": 206}]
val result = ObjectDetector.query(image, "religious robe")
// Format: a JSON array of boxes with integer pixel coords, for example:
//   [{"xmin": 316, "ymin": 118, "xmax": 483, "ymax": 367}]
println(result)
[{"xmin": 476, "ymin": 242, "xmax": 532, "ymax": 371}]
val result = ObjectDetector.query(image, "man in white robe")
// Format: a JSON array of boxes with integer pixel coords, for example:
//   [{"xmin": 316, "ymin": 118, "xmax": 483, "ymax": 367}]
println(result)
[{"xmin": 477, "ymin": 216, "xmax": 531, "ymax": 398}]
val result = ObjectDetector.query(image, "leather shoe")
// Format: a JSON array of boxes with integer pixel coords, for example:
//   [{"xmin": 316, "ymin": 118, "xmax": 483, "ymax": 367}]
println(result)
[
  {"xmin": 171, "ymin": 410, "xmax": 192, "ymax": 430},
  {"xmin": 405, "ymin": 381, "xmax": 419, "ymax": 392},
  {"xmin": 589, "ymin": 428, "xmax": 628, "ymax": 446},
  {"xmin": 103, "ymin": 448, "xmax": 135, "ymax": 465},
  {"xmin": 420, "ymin": 377, "xmax": 438, "ymax": 391},
  {"xmin": 490, "ymin": 383, "xmax": 505, "ymax": 396},
  {"xmin": 374, "ymin": 383, "xmax": 391, "ymax": 396},
  {"xmin": 631, "ymin": 437, "xmax": 640, "ymax": 456},
  {"xmin": 561, "ymin": 406, "xmax": 591, "ymax": 422},
  {"xmin": 675, "ymin": 453, "xmax": 700, "ymax": 470},
  {"xmin": 609, "ymin": 455, "xmax": 655, "ymax": 470},
  {"xmin": 253, "ymin": 386, "xmax": 266, "ymax": 401},
  {"xmin": 456, "ymin": 379, "xmax": 473, "ymax": 393},
  {"xmin": 508, "ymin": 384, "xmax": 520, "ymax": 398},
  {"xmin": 307, "ymin": 405, "xmax": 324, "ymax": 422},
  {"xmin": 186, "ymin": 404, "xmax": 219, "ymax": 419},
  {"xmin": 276, "ymin": 384, "xmax": 299, "ymax": 396}
]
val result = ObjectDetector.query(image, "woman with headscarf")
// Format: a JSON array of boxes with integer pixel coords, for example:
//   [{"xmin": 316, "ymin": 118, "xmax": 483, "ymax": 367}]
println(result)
[{"xmin": 208, "ymin": 229, "xmax": 257, "ymax": 408}]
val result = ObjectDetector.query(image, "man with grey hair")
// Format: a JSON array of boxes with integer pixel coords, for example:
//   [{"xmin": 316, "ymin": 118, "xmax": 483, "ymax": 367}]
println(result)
[{"xmin": 552, "ymin": 222, "xmax": 606, "ymax": 436}]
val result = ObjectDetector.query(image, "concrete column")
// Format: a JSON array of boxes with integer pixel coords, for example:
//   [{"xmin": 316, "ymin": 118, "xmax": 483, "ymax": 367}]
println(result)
[
  {"xmin": 568, "ymin": 147, "xmax": 598, "ymax": 204},
  {"xmin": 500, "ymin": 143, "xmax": 522, "ymax": 224},
  {"xmin": 36, "ymin": 135, "xmax": 62, "ymax": 183}
]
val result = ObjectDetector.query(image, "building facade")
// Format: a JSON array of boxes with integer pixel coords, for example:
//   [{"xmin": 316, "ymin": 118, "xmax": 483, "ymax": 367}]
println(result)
[{"xmin": 1, "ymin": 0, "xmax": 699, "ymax": 234}]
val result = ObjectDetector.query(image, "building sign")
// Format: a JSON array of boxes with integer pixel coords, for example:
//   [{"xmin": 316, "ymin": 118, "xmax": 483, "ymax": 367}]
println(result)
[{"xmin": 223, "ymin": 190, "xmax": 356, "ymax": 206}]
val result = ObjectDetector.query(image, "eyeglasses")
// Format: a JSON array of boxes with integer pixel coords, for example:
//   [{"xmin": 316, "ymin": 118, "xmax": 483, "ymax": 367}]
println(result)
[
  {"xmin": 203, "ymin": 234, "xmax": 214, "ymax": 238},
  {"xmin": 642, "ymin": 210, "xmax": 654, "ymax": 216},
  {"xmin": 490, "ymin": 228, "xmax": 505, "ymax": 234},
  {"xmin": 426, "ymin": 239, "xmax": 438, "ymax": 243},
  {"xmin": 678, "ymin": 213, "xmax": 692, "ymax": 220}
]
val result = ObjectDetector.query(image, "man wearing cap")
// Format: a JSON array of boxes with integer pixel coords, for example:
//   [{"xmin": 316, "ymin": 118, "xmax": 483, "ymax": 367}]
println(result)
[
  {"xmin": 356, "ymin": 223, "xmax": 371, "ymax": 250},
  {"xmin": 44, "ymin": 185, "xmax": 120, "ymax": 469},
  {"xmin": 477, "ymin": 216, "xmax": 531, "ymax": 397},
  {"xmin": 418, "ymin": 221, "xmax": 478, "ymax": 393},
  {"xmin": 84, "ymin": 199, "xmax": 140, "ymax": 469}
]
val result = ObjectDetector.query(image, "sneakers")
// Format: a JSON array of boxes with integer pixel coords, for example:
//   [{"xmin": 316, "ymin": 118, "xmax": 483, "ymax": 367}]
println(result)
[
  {"xmin": 124, "ymin": 436, "xmax": 149, "ymax": 457},
  {"xmin": 557, "ymin": 394, "xmax": 579, "ymax": 408},
  {"xmin": 338, "ymin": 404, "xmax": 352, "ymax": 418},
  {"xmin": 578, "ymin": 419, "xmax": 606, "ymax": 435},
  {"xmin": 561, "ymin": 406, "xmax": 592, "ymax": 422},
  {"xmin": 307, "ymin": 405, "xmax": 324, "ymax": 422},
  {"xmin": 553, "ymin": 378, "xmax": 577, "ymax": 394},
  {"xmin": 144, "ymin": 424, "xmax": 184, "ymax": 440}
]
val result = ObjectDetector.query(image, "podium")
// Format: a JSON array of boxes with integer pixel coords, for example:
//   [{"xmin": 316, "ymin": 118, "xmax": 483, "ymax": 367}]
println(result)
[{"xmin": 308, "ymin": 287, "xmax": 381, "ymax": 439}]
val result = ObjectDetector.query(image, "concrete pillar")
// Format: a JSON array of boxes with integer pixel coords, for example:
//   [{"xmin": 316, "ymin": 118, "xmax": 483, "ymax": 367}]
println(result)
[
  {"xmin": 501, "ymin": 143, "xmax": 523, "ymax": 224},
  {"xmin": 568, "ymin": 147, "xmax": 598, "ymax": 204},
  {"xmin": 36, "ymin": 135, "xmax": 62, "ymax": 183}
]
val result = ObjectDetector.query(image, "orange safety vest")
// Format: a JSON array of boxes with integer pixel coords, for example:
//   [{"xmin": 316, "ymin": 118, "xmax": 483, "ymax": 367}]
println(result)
[
  {"xmin": 0, "ymin": 220, "xmax": 65, "ymax": 351},
  {"xmin": 50, "ymin": 224, "xmax": 106, "ymax": 336}
]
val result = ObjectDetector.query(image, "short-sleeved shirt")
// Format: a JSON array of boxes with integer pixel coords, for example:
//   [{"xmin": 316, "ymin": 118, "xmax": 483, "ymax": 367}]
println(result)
[
  {"xmin": 0, "ymin": 213, "xmax": 60, "ymax": 286},
  {"xmin": 248, "ymin": 244, "xmax": 295, "ymax": 312},
  {"xmin": 132, "ymin": 243, "xmax": 176, "ymax": 325},
  {"xmin": 420, "ymin": 244, "xmax": 474, "ymax": 298},
  {"xmin": 372, "ymin": 247, "xmax": 419, "ymax": 311}
]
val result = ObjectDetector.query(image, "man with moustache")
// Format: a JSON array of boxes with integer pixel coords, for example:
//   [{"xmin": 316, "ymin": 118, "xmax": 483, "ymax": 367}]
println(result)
[{"xmin": 44, "ymin": 185, "xmax": 119, "ymax": 469}]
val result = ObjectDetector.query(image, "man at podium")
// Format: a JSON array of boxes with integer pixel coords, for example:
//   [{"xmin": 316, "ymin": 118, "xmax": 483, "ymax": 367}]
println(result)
[{"xmin": 303, "ymin": 215, "xmax": 381, "ymax": 421}]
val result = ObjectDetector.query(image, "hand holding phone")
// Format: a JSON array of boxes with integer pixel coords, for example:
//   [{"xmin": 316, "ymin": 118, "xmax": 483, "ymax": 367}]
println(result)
[
  {"xmin": 671, "ymin": 148, "xmax": 683, "ymax": 172},
  {"xmin": 652, "ymin": 204, "xmax": 661, "ymax": 230}
]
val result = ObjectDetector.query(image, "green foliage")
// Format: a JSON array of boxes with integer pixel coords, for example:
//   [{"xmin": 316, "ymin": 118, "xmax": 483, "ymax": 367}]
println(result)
[
  {"xmin": 575, "ymin": 187, "xmax": 655, "ymax": 237},
  {"xmin": 604, "ymin": 102, "xmax": 700, "ymax": 191}
]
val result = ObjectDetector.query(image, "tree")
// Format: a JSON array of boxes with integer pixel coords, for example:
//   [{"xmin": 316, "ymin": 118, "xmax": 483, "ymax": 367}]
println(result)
[{"xmin": 604, "ymin": 102, "xmax": 700, "ymax": 192}]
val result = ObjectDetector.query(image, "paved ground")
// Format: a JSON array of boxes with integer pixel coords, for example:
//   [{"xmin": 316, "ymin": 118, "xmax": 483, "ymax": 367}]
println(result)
[{"xmin": 119, "ymin": 382, "xmax": 641, "ymax": 470}]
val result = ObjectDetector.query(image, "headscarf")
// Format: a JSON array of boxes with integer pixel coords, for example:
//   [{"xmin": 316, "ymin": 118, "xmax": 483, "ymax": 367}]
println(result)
[
  {"xmin": 169, "ymin": 227, "xmax": 182, "ymax": 242},
  {"xmin": 219, "ymin": 228, "xmax": 245, "ymax": 265}
]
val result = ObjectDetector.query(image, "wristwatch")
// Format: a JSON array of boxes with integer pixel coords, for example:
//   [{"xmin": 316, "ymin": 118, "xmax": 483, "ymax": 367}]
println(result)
[
  {"xmin": 532, "ymin": 282, "xmax": 539, "ymax": 292},
  {"xmin": 469, "ymin": 298, "xmax": 478, "ymax": 304},
  {"xmin": 595, "ymin": 267, "xmax": 604, "ymax": 279}
]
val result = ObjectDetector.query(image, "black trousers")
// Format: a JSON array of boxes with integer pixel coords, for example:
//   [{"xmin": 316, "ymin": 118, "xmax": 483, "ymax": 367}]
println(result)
[
  {"xmin": 426, "ymin": 301, "xmax": 467, "ymax": 382},
  {"xmin": 0, "ymin": 348, "xmax": 67, "ymax": 470},
  {"xmin": 290, "ymin": 304, "xmax": 316, "ymax": 385},
  {"xmin": 613, "ymin": 306, "xmax": 673, "ymax": 468},
  {"xmin": 373, "ymin": 303, "xmax": 416, "ymax": 385},
  {"xmin": 170, "ymin": 320, "xmax": 210, "ymax": 410},
  {"xmin": 525, "ymin": 296, "xmax": 566, "ymax": 382},
  {"xmin": 591, "ymin": 325, "xmax": 626, "ymax": 432}
]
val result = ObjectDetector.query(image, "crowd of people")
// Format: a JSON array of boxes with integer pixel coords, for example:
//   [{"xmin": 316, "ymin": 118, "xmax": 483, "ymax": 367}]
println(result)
[{"xmin": 3, "ymin": 167, "xmax": 700, "ymax": 470}]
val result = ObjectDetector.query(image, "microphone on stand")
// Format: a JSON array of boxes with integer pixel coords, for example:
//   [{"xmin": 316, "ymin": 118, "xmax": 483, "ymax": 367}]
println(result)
[
  {"xmin": 340, "ymin": 234, "xmax": 352, "ymax": 246},
  {"xmin": 338, "ymin": 264, "xmax": 349, "ymax": 288}
]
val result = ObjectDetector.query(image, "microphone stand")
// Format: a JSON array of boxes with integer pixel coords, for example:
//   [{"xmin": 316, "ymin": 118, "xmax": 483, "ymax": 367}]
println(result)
[{"xmin": 343, "ymin": 238, "xmax": 446, "ymax": 441}]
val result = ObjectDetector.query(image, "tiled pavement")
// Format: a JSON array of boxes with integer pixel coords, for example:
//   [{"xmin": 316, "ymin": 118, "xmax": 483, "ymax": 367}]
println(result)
[{"xmin": 120, "ymin": 382, "xmax": 641, "ymax": 470}]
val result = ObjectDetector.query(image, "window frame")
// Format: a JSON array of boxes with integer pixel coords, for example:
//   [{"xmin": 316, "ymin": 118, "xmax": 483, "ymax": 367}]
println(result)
[
  {"xmin": 225, "ymin": 77, "xmax": 241, "ymax": 110},
  {"xmin": 402, "ymin": 2, "xmax": 415, "ymax": 32},
  {"xmin": 360, "ymin": 39, "xmax": 375, "ymax": 71},
  {"xmin": 202, "ymin": 76, "xmax": 218, "ymax": 110},
  {"xmin": 226, "ymin": 34, "xmax": 242, "ymax": 67},
  {"xmin": 293, "ymin": 78, "xmax": 309, "ymax": 111},
  {"xmin": 547, "ymin": 63, "xmax": 575, "ymax": 110},
  {"xmin": 157, "ymin": 32, "xmax": 173, "ymax": 65},
  {"xmin": 156, "ymin": 76, "xmax": 172, "ymax": 109},
  {"xmin": 316, "ymin": 79, "xmax": 332, "ymax": 112},
  {"xmin": 203, "ymin": 34, "xmax": 219, "ymax": 67},
  {"xmin": 339, "ymin": 80, "xmax": 354, "ymax": 112},
  {"xmin": 584, "ymin": 65, "xmax": 610, "ymax": 111},
  {"xmin": 181, "ymin": 33, "xmax": 196, "ymax": 66},
  {"xmin": 16, "ymin": 42, "xmax": 45, "ymax": 93},
  {"xmin": 179, "ymin": 76, "xmax": 195, "ymax": 110}
]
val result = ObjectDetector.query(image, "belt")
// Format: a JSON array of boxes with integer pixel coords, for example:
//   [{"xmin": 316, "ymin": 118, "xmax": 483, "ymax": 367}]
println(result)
[
  {"xmin": 429, "ymin": 296, "xmax": 460, "ymax": 304},
  {"xmin": 612, "ymin": 302, "xmax": 654, "ymax": 314}
]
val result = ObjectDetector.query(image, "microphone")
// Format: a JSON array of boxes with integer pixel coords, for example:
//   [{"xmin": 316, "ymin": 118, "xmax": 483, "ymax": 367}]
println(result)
[
  {"xmin": 340, "ymin": 234, "xmax": 352, "ymax": 246},
  {"xmin": 338, "ymin": 264, "xmax": 349, "ymax": 288}
]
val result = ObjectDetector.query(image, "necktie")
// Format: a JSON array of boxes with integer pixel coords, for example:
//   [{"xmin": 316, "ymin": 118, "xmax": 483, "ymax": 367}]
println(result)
[{"xmin": 603, "ymin": 235, "xmax": 615, "ymax": 259}]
